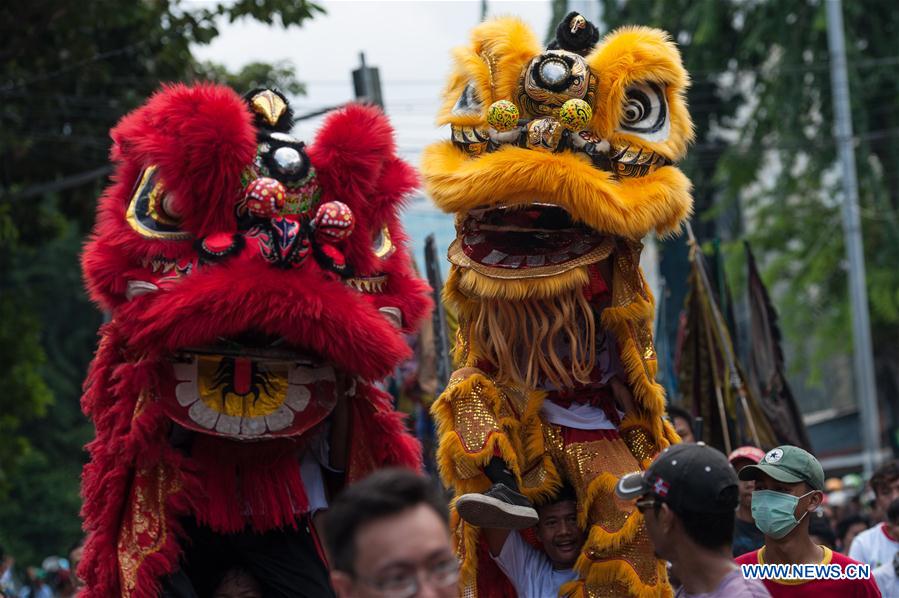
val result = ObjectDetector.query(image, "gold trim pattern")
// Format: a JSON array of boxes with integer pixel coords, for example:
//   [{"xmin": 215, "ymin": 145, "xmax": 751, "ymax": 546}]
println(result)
[
  {"xmin": 125, "ymin": 166, "xmax": 191, "ymax": 241},
  {"xmin": 117, "ymin": 461, "xmax": 182, "ymax": 595},
  {"xmin": 372, "ymin": 226, "xmax": 395, "ymax": 259}
]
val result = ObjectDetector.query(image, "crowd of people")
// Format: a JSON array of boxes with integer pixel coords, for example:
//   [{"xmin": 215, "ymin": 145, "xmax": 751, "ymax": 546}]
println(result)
[
  {"xmin": 0, "ymin": 540, "xmax": 82, "ymax": 598},
  {"xmin": 321, "ymin": 439, "xmax": 897, "ymax": 597},
  {"xmin": 4, "ymin": 413, "xmax": 899, "ymax": 597}
]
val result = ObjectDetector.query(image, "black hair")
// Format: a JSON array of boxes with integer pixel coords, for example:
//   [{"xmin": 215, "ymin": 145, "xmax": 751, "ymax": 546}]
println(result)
[
  {"xmin": 870, "ymin": 461, "xmax": 899, "ymax": 497},
  {"xmin": 541, "ymin": 482, "xmax": 577, "ymax": 505},
  {"xmin": 836, "ymin": 513, "xmax": 870, "ymax": 539},
  {"xmin": 324, "ymin": 468, "xmax": 449, "ymax": 574},
  {"xmin": 666, "ymin": 405, "xmax": 694, "ymax": 426},
  {"xmin": 887, "ymin": 498, "xmax": 899, "ymax": 525},
  {"xmin": 677, "ymin": 509, "xmax": 735, "ymax": 550},
  {"xmin": 809, "ymin": 512, "xmax": 837, "ymax": 549},
  {"xmin": 536, "ymin": 482, "xmax": 578, "ymax": 514}
]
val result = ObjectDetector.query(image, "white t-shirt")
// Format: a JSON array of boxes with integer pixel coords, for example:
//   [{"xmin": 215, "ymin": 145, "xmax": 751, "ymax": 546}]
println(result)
[
  {"xmin": 540, "ymin": 399, "xmax": 621, "ymax": 430},
  {"xmin": 873, "ymin": 560, "xmax": 899, "ymax": 597},
  {"xmin": 849, "ymin": 522, "xmax": 899, "ymax": 568},
  {"xmin": 492, "ymin": 530, "xmax": 578, "ymax": 598}
]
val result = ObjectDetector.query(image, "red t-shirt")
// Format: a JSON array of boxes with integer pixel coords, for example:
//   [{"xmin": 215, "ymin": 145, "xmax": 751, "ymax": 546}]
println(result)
[{"xmin": 735, "ymin": 546, "xmax": 881, "ymax": 597}]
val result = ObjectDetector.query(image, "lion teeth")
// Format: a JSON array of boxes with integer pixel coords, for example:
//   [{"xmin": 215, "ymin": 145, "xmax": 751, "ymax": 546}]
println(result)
[
  {"xmin": 285, "ymin": 385, "xmax": 311, "ymax": 412},
  {"xmin": 215, "ymin": 414, "xmax": 242, "ymax": 435},
  {"xmin": 345, "ymin": 276, "xmax": 387, "ymax": 294},
  {"xmin": 265, "ymin": 405, "xmax": 294, "ymax": 432},
  {"xmin": 240, "ymin": 416, "xmax": 266, "ymax": 437},
  {"xmin": 125, "ymin": 280, "xmax": 159, "ymax": 301},
  {"xmin": 188, "ymin": 401, "xmax": 218, "ymax": 430}
]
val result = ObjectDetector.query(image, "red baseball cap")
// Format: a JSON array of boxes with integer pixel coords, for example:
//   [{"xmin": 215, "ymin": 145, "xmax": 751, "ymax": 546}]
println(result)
[{"xmin": 728, "ymin": 446, "xmax": 766, "ymax": 465}]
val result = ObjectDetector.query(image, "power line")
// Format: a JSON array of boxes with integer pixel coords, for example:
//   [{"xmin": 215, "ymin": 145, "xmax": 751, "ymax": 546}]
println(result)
[{"xmin": 5, "ymin": 165, "xmax": 112, "ymax": 201}]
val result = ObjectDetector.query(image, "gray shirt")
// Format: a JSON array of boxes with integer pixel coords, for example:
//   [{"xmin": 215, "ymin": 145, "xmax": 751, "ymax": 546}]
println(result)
[{"xmin": 675, "ymin": 568, "xmax": 771, "ymax": 598}]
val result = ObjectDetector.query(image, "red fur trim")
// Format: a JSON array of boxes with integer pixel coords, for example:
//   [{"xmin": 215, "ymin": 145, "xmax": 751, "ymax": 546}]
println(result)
[
  {"xmin": 309, "ymin": 105, "xmax": 420, "ymax": 277},
  {"xmin": 348, "ymin": 384, "xmax": 423, "ymax": 480},
  {"xmin": 370, "ymin": 242, "xmax": 434, "ymax": 334},
  {"xmin": 189, "ymin": 436, "xmax": 309, "ymax": 533},
  {"xmin": 113, "ymin": 257, "xmax": 411, "ymax": 381},
  {"xmin": 111, "ymin": 83, "xmax": 256, "ymax": 237}
]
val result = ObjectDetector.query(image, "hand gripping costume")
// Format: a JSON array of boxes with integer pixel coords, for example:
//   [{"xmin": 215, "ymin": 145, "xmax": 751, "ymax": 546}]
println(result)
[
  {"xmin": 79, "ymin": 85, "xmax": 431, "ymax": 596},
  {"xmin": 422, "ymin": 15, "xmax": 694, "ymax": 598}
]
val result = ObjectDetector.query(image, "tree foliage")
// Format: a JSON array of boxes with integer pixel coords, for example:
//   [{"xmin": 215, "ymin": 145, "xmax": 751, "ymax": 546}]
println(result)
[
  {"xmin": 0, "ymin": 0, "xmax": 321, "ymax": 566},
  {"xmin": 591, "ymin": 0, "xmax": 899, "ymax": 412}
]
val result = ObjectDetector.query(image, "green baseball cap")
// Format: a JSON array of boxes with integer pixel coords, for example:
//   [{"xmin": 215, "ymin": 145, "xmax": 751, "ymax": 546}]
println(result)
[{"xmin": 738, "ymin": 445, "xmax": 825, "ymax": 491}]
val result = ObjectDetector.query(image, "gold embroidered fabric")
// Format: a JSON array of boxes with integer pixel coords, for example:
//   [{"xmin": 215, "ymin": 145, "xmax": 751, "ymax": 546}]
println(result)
[
  {"xmin": 587, "ymin": 526, "xmax": 659, "ymax": 586},
  {"xmin": 451, "ymin": 381, "xmax": 500, "ymax": 453},
  {"xmin": 117, "ymin": 461, "xmax": 181, "ymax": 595},
  {"xmin": 621, "ymin": 426, "xmax": 657, "ymax": 464}
]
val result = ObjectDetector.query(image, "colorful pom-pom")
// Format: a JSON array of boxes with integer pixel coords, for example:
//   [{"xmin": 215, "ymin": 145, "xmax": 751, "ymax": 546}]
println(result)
[
  {"xmin": 486, "ymin": 100, "xmax": 520, "ymax": 131},
  {"xmin": 244, "ymin": 177, "xmax": 287, "ymax": 219},
  {"xmin": 313, "ymin": 201, "xmax": 355, "ymax": 241},
  {"xmin": 558, "ymin": 98, "xmax": 592, "ymax": 131}
]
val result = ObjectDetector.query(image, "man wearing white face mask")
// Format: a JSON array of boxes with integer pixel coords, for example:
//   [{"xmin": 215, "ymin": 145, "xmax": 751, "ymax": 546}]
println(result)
[{"xmin": 735, "ymin": 446, "xmax": 880, "ymax": 597}]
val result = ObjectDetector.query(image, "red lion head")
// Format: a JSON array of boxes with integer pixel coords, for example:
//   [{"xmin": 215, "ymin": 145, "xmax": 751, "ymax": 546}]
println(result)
[{"xmin": 79, "ymin": 84, "xmax": 431, "ymax": 596}]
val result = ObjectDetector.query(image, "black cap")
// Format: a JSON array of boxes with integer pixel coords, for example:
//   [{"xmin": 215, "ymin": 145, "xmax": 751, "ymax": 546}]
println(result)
[{"xmin": 616, "ymin": 443, "xmax": 739, "ymax": 514}]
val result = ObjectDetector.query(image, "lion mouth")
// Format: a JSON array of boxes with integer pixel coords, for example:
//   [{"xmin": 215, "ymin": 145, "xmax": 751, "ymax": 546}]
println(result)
[
  {"xmin": 160, "ymin": 332, "xmax": 338, "ymax": 440},
  {"xmin": 448, "ymin": 203, "xmax": 614, "ymax": 278},
  {"xmin": 180, "ymin": 331, "xmax": 312, "ymax": 362}
]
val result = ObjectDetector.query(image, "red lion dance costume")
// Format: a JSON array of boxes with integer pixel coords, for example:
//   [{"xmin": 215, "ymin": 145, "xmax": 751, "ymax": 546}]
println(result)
[
  {"xmin": 79, "ymin": 85, "xmax": 430, "ymax": 596},
  {"xmin": 423, "ymin": 13, "xmax": 694, "ymax": 598}
]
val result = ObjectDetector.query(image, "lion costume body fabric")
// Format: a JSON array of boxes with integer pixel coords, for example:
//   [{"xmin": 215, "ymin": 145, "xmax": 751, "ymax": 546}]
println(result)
[
  {"xmin": 423, "ymin": 16, "xmax": 694, "ymax": 598},
  {"xmin": 79, "ymin": 85, "xmax": 431, "ymax": 596}
]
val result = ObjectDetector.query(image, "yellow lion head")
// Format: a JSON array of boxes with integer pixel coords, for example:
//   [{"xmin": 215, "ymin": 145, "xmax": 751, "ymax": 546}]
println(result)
[
  {"xmin": 422, "ymin": 15, "xmax": 693, "ymax": 390},
  {"xmin": 421, "ymin": 13, "xmax": 693, "ymax": 394}
]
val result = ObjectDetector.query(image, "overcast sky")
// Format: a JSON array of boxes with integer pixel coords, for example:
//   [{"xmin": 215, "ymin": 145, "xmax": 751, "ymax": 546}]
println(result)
[
  {"xmin": 192, "ymin": 0, "xmax": 553, "ymax": 266},
  {"xmin": 193, "ymin": 1, "xmax": 551, "ymax": 160}
]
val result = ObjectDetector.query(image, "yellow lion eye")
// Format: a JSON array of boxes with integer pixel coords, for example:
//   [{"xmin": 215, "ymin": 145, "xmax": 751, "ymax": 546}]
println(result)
[{"xmin": 619, "ymin": 81, "xmax": 669, "ymax": 141}]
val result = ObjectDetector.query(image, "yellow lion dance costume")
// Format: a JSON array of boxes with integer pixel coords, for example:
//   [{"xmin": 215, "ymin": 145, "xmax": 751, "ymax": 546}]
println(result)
[{"xmin": 422, "ymin": 13, "xmax": 693, "ymax": 598}]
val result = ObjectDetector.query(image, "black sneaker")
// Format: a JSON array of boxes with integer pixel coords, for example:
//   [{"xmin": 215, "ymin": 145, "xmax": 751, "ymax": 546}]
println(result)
[{"xmin": 455, "ymin": 483, "xmax": 539, "ymax": 529}]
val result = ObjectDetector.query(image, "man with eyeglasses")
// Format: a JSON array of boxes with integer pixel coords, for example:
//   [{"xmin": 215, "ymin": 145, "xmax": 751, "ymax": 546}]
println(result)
[
  {"xmin": 735, "ymin": 446, "xmax": 880, "ymax": 597},
  {"xmin": 325, "ymin": 468, "xmax": 458, "ymax": 598},
  {"xmin": 616, "ymin": 443, "xmax": 771, "ymax": 597}
]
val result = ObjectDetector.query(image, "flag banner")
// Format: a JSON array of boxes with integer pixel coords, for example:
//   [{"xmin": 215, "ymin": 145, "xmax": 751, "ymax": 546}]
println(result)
[
  {"xmin": 677, "ymin": 232, "xmax": 777, "ymax": 453},
  {"xmin": 745, "ymin": 242, "xmax": 812, "ymax": 449}
]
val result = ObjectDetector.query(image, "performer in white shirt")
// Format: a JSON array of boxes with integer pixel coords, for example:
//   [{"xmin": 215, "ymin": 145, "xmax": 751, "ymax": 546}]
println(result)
[
  {"xmin": 849, "ymin": 497, "xmax": 899, "ymax": 568},
  {"xmin": 481, "ymin": 485, "xmax": 586, "ymax": 598}
]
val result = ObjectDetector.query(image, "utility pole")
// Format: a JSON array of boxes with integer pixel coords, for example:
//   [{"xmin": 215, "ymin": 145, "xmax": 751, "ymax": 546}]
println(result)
[
  {"xmin": 424, "ymin": 235, "xmax": 451, "ymax": 389},
  {"xmin": 825, "ymin": 0, "xmax": 881, "ymax": 477},
  {"xmin": 352, "ymin": 52, "xmax": 383, "ymax": 108}
]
